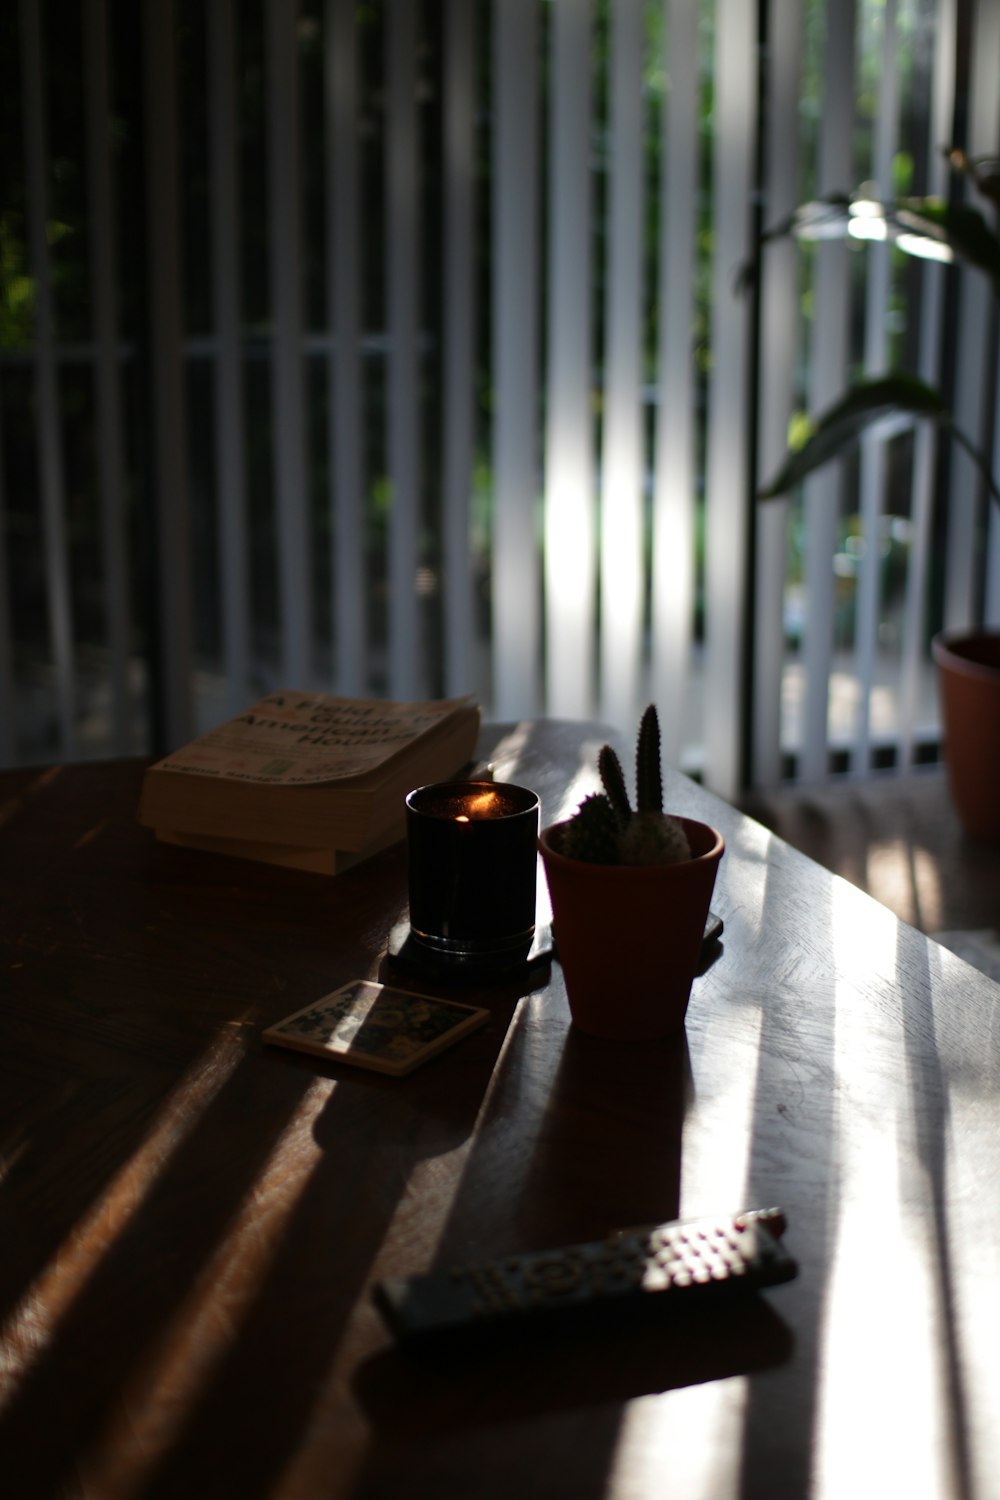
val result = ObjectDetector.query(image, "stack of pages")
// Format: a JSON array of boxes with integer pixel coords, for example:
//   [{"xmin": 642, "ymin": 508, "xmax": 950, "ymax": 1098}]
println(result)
[{"xmin": 138, "ymin": 692, "xmax": 481, "ymax": 873}]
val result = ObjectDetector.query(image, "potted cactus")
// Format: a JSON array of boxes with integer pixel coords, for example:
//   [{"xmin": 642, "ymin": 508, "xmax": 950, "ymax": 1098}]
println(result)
[{"xmin": 538, "ymin": 706, "xmax": 724, "ymax": 1041}]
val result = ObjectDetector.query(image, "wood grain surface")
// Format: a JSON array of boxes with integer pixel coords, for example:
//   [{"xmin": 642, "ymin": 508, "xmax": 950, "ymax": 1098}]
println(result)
[{"xmin": 1, "ymin": 724, "xmax": 998, "ymax": 1500}]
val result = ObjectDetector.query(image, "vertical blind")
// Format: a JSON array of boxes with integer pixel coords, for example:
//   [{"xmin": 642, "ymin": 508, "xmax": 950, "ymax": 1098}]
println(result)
[{"xmin": 1, "ymin": 0, "xmax": 996, "ymax": 800}]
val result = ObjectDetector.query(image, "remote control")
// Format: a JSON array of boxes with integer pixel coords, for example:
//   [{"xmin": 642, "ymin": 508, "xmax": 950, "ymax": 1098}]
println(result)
[{"xmin": 375, "ymin": 1207, "xmax": 796, "ymax": 1345}]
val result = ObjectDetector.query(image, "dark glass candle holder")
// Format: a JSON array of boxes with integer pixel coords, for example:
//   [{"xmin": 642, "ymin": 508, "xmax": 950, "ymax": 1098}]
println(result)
[{"xmin": 405, "ymin": 781, "xmax": 540, "ymax": 974}]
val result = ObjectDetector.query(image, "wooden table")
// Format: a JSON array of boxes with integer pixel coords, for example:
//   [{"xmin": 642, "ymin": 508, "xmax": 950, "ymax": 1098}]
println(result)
[{"xmin": 2, "ymin": 721, "xmax": 998, "ymax": 1500}]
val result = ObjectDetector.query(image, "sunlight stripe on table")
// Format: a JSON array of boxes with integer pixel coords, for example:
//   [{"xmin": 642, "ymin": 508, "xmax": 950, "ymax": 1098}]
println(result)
[
  {"xmin": 809, "ymin": 879, "xmax": 953, "ymax": 1498},
  {"xmin": 609, "ymin": 1379, "xmax": 752, "ymax": 1500},
  {"xmin": 74, "ymin": 1075, "xmax": 334, "ymax": 1500},
  {"xmin": 607, "ymin": 997, "xmax": 763, "ymax": 1500},
  {"xmin": 0, "ymin": 1034, "xmax": 248, "ymax": 1405}
]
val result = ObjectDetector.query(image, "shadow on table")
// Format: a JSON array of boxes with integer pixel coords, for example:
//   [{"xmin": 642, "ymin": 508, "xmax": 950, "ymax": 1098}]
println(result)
[
  {"xmin": 0, "ymin": 960, "xmax": 532, "ymax": 1500},
  {"xmin": 350, "ymin": 1006, "xmax": 794, "ymax": 1499},
  {"xmin": 123, "ymin": 988, "xmax": 532, "ymax": 1500},
  {"xmin": 352, "ymin": 1296, "xmax": 794, "ymax": 1500}
]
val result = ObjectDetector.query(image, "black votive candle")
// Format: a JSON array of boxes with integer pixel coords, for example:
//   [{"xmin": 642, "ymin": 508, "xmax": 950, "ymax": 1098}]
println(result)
[{"xmin": 405, "ymin": 781, "xmax": 540, "ymax": 967}]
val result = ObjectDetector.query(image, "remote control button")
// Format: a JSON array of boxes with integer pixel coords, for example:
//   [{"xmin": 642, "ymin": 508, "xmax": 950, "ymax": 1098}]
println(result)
[{"xmin": 523, "ymin": 1253, "xmax": 586, "ymax": 1299}]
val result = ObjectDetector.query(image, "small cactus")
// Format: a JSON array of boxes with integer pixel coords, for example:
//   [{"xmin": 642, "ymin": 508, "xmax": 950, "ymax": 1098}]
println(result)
[
  {"xmin": 557, "ymin": 705, "xmax": 691, "ymax": 867},
  {"xmin": 618, "ymin": 810, "xmax": 692, "ymax": 866},
  {"xmin": 598, "ymin": 744, "xmax": 631, "ymax": 827},
  {"xmin": 635, "ymin": 703, "xmax": 663, "ymax": 814},
  {"xmin": 559, "ymin": 792, "xmax": 622, "ymax": 863}
]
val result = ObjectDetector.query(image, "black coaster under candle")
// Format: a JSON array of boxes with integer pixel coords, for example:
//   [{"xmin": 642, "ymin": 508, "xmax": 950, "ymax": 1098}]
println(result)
[{"xmin": 385, "ymin": 918, "xmax": 554, "ymax": 987}]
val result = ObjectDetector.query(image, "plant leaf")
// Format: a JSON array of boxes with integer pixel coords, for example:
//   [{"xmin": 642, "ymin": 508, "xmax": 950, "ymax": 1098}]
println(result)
[
  {"xmin": 739, "ymin": 187, "xmax": 1000, "ymax": 301},
  {"xmin": 757, "ymin": 375, "xmax": 1000, "ymax": 508},
  {"xmin": 892, "ymin": 198, "xmax": 1000, "ymax": 296}
]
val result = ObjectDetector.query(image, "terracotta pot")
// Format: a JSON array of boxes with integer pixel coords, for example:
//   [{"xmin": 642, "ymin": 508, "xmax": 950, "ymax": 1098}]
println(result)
[
  {"xmin": 932, "ymin": 630, "xmax": 1000, "ymax": 841},
  {"xmin": 538, "ymin": 817, "xmax": 724, "ymax": 1041}
]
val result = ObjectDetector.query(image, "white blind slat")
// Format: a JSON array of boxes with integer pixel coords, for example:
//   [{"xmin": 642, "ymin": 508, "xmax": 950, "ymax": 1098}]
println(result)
[
  {"xmin": 898, "ymin": 0, "xmax": 956, "ymax": 767},
  {"xmin": 652, "ymin": 0, "xmax": 699, "ymax": 772},
  {"xmin": 702, "ymin": 0, "xmax": 757, "ymax": 800},
  {"xmin": 209, "ymin": 0, "xmax": 251, "ymax": 715},
  {"xmin": 599, "ymin": 0, "xmax": 645, "ymax": 734},
  {"xmin": 327, "ymin": 0, "xmax": 366, "ymax": 696},
  {"xmin": 544, "ymin": 0, "xmax": 595, "ymax": 720},
  {"xmin": 22, "ymin": 0, "xmax": 76, "ymax": 757},
  {"xmin": 492, "ymin": 0, "xmax": 541, "ymax": 719},
  {"xmin": 84, "ymin": 0, "xmax": 131, "ymax": 753},
  {"xmin": 267, "ymin": 0, "xmax": 311, "ymax": 690},
  {"xmin": 442, "ymin": 0, "xmax": 476, "ymax": 697},
  {"xmin": 943, "ymin": 0, "xmax": 1000, "ymax": 632},
  {"xmin": 386, "ymin": 0, "xmax": 421, "ymax": 698},
  {"xmin": 753, "ymin": 0, "xmax": 805, "ymax": 789},
  {"xmin": 800, "ymin": 0, "xmax": 855, "ymax": 781},
  {"xmin": 144, "ymin": 0, "xmax": 193, "ymax": 746},
  {"xmin": 853, "ymin": 0, "xmax": 899, "ymax": 775}
]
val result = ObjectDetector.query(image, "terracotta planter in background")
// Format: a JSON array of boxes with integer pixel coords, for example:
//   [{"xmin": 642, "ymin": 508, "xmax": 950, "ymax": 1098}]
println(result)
[
  {"xmin": 932, "ymin": 630, "xmax": 1000, "ymax": 842},
  {"xmin": 538, "ymin": 817, "xmax": 724, "ymax": 1042}
]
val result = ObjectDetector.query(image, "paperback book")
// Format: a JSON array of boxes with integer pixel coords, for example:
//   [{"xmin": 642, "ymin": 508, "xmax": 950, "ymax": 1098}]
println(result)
[{"xmin": 139, "ymin": 692, "xmax": 481, "ymax": 870}]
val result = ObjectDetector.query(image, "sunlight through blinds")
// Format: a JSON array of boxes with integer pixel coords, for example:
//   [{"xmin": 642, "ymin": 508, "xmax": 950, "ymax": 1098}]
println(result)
[
  {"xmin": 493, "ymin": 0, "xmax": 542, "ymax": 718},
  {"xmin": 544, "ymin": 0, "xmax": 596, "ymax": 720},
  {"xmin": 599, "ymin": 0, "xmax": 645, "ymax": 732},
  {"xmin": 752, "ymin": 0, "xmax": 803, "ymax": 790},
  {"xmin": 702, "ymin": 0, "xmax": 756, "ymax": 800},
  {"xmin": 651, "ymin": 0, "xmax": 699, "ymax": 773}
]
